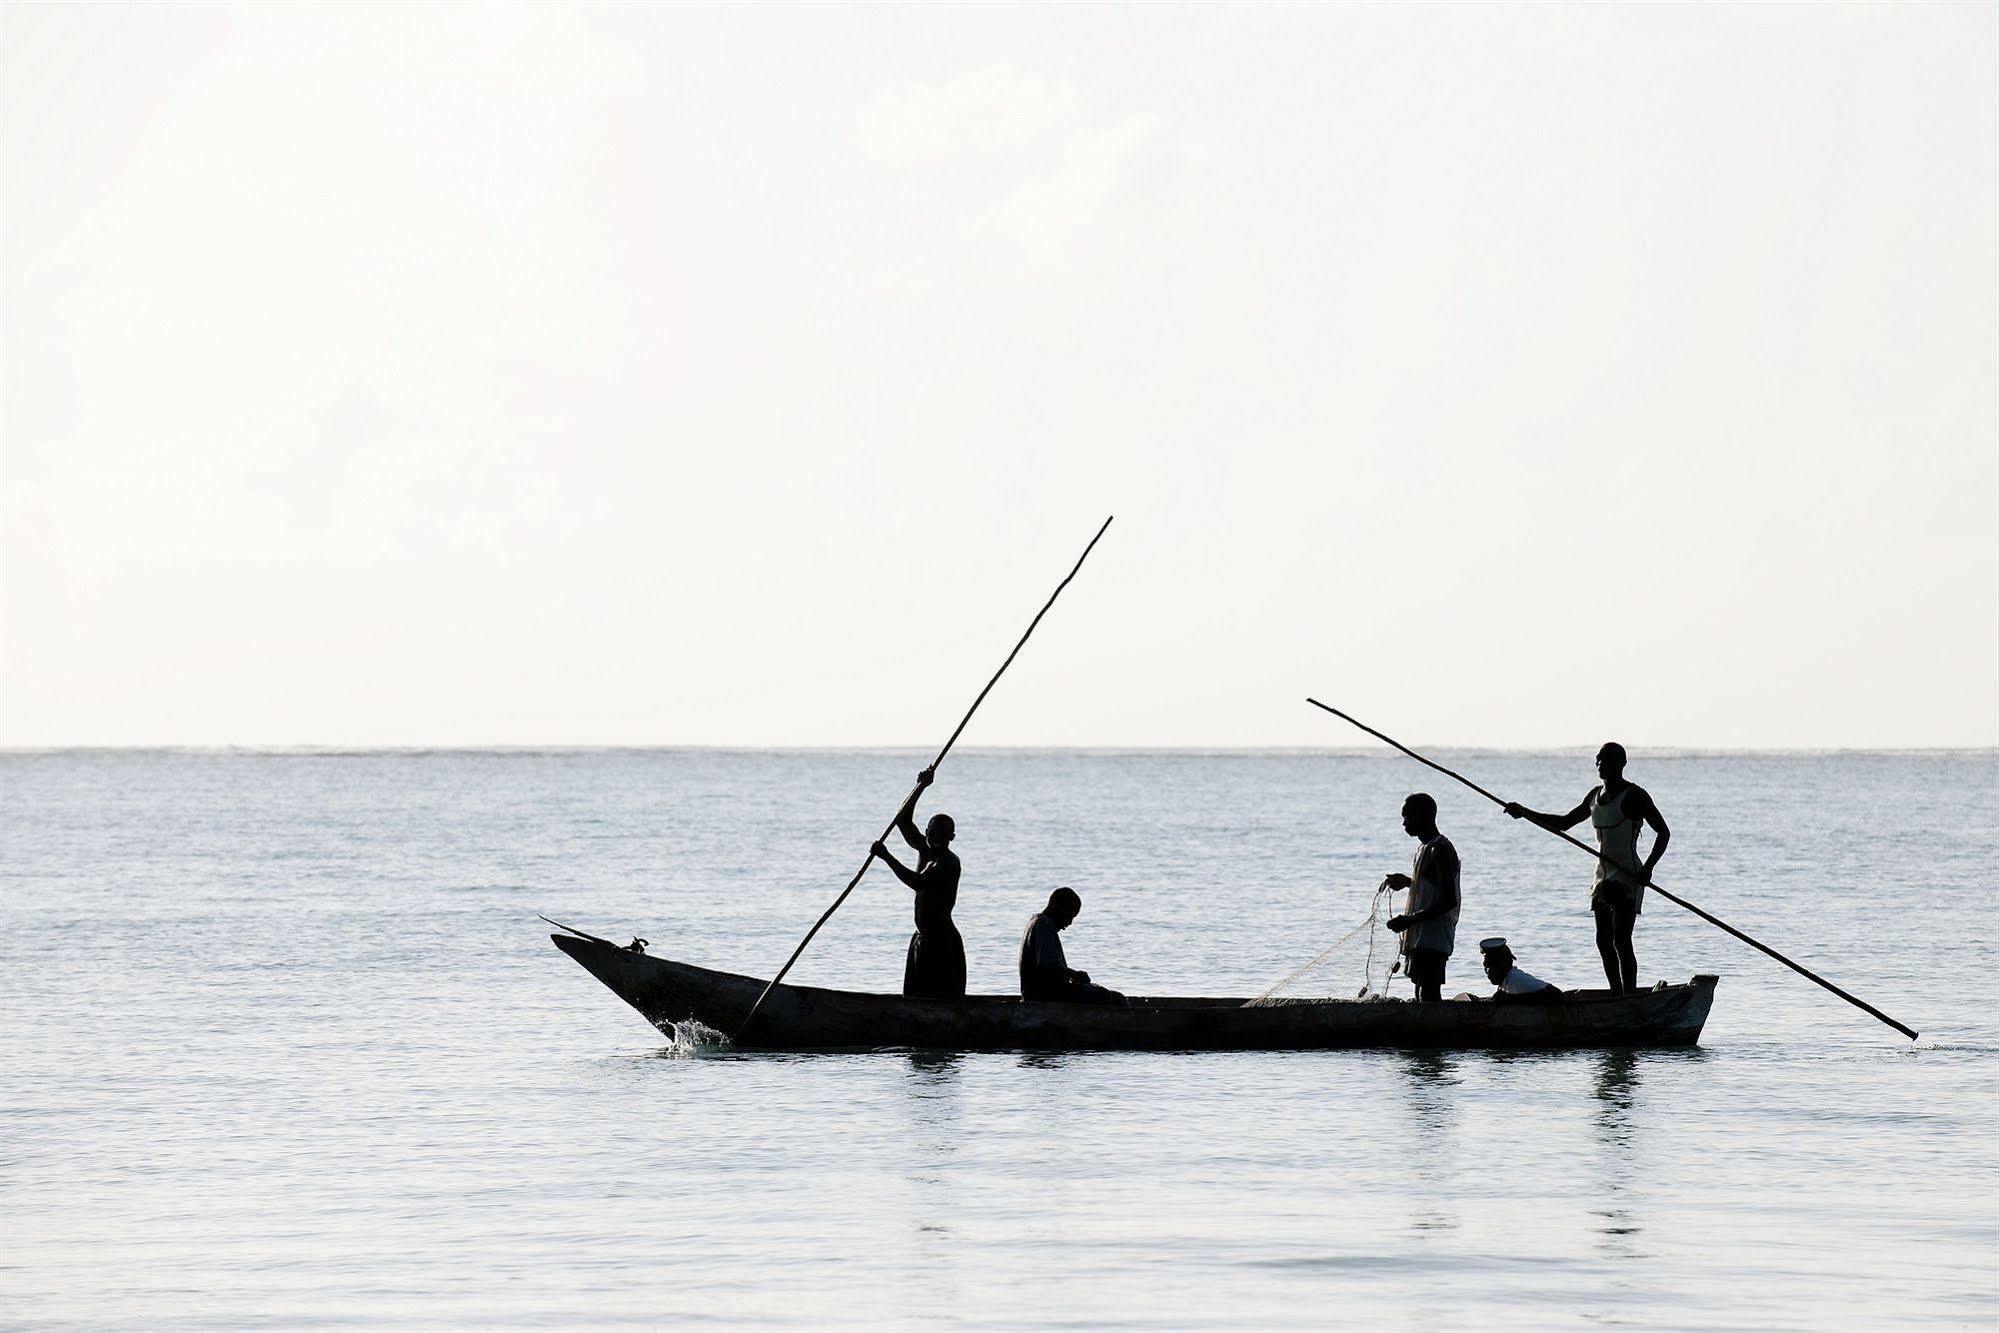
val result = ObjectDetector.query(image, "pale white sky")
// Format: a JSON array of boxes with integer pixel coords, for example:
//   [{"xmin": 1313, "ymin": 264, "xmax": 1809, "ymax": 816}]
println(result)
[{"xmin": 2, "ymin": 3, "xmax": 1993, "ymax": 749}]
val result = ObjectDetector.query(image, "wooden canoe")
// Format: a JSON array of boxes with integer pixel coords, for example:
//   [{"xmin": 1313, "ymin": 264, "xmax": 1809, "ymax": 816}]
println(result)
[{"xmin": 552, "ymin": 933, "xmax": 1719, "ymax": 1051}]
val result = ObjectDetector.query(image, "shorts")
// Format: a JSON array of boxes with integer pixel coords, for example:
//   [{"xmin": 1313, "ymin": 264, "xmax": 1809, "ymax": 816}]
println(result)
[
  {"xmin": 1592, "ymin": 881, "xmax": 1641, "ymax": 917},
  {"xmin": 1406, "ymin": 949, "xmax": 1448, "ymax": 988}
]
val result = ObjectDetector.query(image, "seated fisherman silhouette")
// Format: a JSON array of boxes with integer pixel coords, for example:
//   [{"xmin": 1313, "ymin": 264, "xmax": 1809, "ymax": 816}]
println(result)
[
  {"xmin": 1019, "ymin": 887, "xmax": 1126, "ymax": 1006},
  {"xmin": 1479, "ymin": 937, "xmax": 1562, "ymax": 1003},
  {"xmin": 870, "ymin": 766, "xmax": 967, "ymax": 1000}
]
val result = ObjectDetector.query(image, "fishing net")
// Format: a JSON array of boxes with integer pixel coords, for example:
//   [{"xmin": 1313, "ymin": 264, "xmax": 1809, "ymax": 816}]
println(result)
[{"xmin": 1243, "ymin": 883, "xmax": 1402, "ymax": 1006}]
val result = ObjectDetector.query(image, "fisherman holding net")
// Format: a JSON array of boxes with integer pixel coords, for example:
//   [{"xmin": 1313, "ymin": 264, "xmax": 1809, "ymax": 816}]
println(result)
[{"xmin": 1382, "ymin": 793, "xmax": 1461, "ymax": 1002}]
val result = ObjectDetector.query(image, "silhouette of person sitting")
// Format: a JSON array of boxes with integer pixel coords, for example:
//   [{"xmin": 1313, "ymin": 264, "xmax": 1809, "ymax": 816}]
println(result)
[
  {"xmin": 1504, "ymin": 742, "xmax": 1670, "ymax": 995},
  {"xmin": 1018, "ymin": 887, "xmax": 1126, "ymax": 1006},
  {"xmin": 871, "ymin": 767, "xmax": 966, "ymax": 1000},
  {"xmin": 1479, "ymin": 936, "xmax": 1563, "ymax": 1004}
]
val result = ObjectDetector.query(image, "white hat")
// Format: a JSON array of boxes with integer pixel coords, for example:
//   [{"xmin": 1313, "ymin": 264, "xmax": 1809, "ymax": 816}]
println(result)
[{"xmin": 1478, "ymin": 937, "xmax": 1509, "ymax": 953}]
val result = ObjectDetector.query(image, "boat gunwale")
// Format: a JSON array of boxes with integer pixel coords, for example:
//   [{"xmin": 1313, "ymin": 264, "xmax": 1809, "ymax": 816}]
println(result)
[{"xmin": 555, "ymin": 934, "xmax": 1711, "ymax": 1009}]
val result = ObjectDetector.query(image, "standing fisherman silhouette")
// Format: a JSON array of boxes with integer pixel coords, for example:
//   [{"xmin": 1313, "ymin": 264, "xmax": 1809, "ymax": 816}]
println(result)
[
  {"xmin": 870, "ymin": 767, "xmax": 967, "ymax": 1000},
  {"xmin": 1504, "ymin": 743, "xmax": 1670, "ymax": 995},
  {"xmin": 1381, "ymin": 793, "xmax": 1461, "ymax": 1002}
]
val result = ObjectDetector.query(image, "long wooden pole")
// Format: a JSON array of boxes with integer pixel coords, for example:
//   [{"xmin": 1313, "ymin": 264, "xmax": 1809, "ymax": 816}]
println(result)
[
  {"xmin": 1304, "ymin": 698, "xmax": 1919, "ymax": 1041},
  {"xmin": 735, "ymin": 517, "xmax": 1115, "ymax": 1038}
]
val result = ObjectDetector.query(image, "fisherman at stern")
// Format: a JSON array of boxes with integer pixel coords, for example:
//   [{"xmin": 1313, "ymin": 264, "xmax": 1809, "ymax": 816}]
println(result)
[
  {"xmin": 1504, "ymin": 742, "xmax": 1670, "ymax": 995},
  {"xmin": 870, "ymin": 766, "xmax": 968, "ymax": 1000},
  {"xmin": 1382, "ymin": 793, "xmax": 1461, "ymax": 1002}
]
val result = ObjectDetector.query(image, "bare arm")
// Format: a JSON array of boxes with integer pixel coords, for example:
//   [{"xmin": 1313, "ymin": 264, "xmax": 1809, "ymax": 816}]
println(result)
[
  {"xmin": 1632, "ymin": 787, "xmax": 1670, "ymax": 879},
  {"xmin": 893, "ymin": 767, "xmax": 936, "ymax": 854},
  {"xmin": 1504, "ymin": 791, "xmax": 1594, "ymax": 833},
  {"xmin": 870, "ymin": 840, "xmax": 922, "ymax": 890}
]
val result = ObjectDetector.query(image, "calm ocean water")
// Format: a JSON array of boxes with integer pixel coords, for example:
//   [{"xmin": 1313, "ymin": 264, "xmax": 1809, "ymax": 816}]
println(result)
[{"xmin": 2, "ymin": 749, "xmax": 1994, "ymax": 1330}]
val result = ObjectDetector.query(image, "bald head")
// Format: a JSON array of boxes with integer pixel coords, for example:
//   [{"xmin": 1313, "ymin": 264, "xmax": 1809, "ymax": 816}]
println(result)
[{"xmin": 1595, "ymin": 743, "xmax": 1628, "ymax": 781}]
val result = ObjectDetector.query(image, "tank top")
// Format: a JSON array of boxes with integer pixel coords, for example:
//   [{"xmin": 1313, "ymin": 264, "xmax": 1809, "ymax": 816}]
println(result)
[
  {"xmin": 1590, "ymin": 784, "xmax": 1645, "ymax": 908},
  {"xmin": 1402, "ymin": 835, "xmax": 1460, "ymax": 957}
]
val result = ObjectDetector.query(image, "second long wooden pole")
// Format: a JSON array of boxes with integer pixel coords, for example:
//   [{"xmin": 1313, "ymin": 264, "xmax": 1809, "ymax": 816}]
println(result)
[
  {"xmin": 735, "ymin": 517, "xmax": 1114, "ymax": 1038},
  {"xmin": 1305, "ymin": 697, "xmax": 1918, "ymax": 1041}
]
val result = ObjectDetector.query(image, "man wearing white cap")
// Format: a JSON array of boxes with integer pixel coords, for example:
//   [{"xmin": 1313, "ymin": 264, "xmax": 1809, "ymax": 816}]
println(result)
[{"xmin": 1479, "ymin": 937, "xmax": 1563, "ymax": 1004}]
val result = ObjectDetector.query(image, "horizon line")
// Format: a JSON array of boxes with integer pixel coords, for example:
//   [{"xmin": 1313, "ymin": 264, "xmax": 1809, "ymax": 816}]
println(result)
[{"xmin": 2, "ymin": 743, "xmax": 1993, "ymax": 758}]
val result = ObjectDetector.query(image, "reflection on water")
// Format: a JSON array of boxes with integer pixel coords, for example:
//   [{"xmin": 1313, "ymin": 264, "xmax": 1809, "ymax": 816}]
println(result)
[
  {"xmin": 1584, "ymin": 1047, "xmax": 1712, "ymax": 1259},
  {"xmin": 1590, "ymin": 1050, "xmax": 1644, "ymax": 1257},
  {"xmin": 903, "ymin": 1050, "xmax": 964, "ymax": 1176},
  {"xmin": 906, "ymin": 1051, "xmax": 964, "ymax": 1083},
  {"xmin": 1592, "ymin": 1051, "xmax": 1641, "ymax": 1141},
  {"xmin": 901, "ymin": 1050, "xmax": 965, "ymax": 1309},
  {"xmin": 1399, "ymin": 1051, "xmax": 1462, "ymax": 1234}
]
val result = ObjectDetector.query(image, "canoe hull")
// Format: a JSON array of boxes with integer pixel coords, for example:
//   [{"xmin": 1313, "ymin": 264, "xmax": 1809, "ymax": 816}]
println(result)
[{"xmin": 552, "ymin": 935, "xmax": 1719, "ymax": 1051}]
